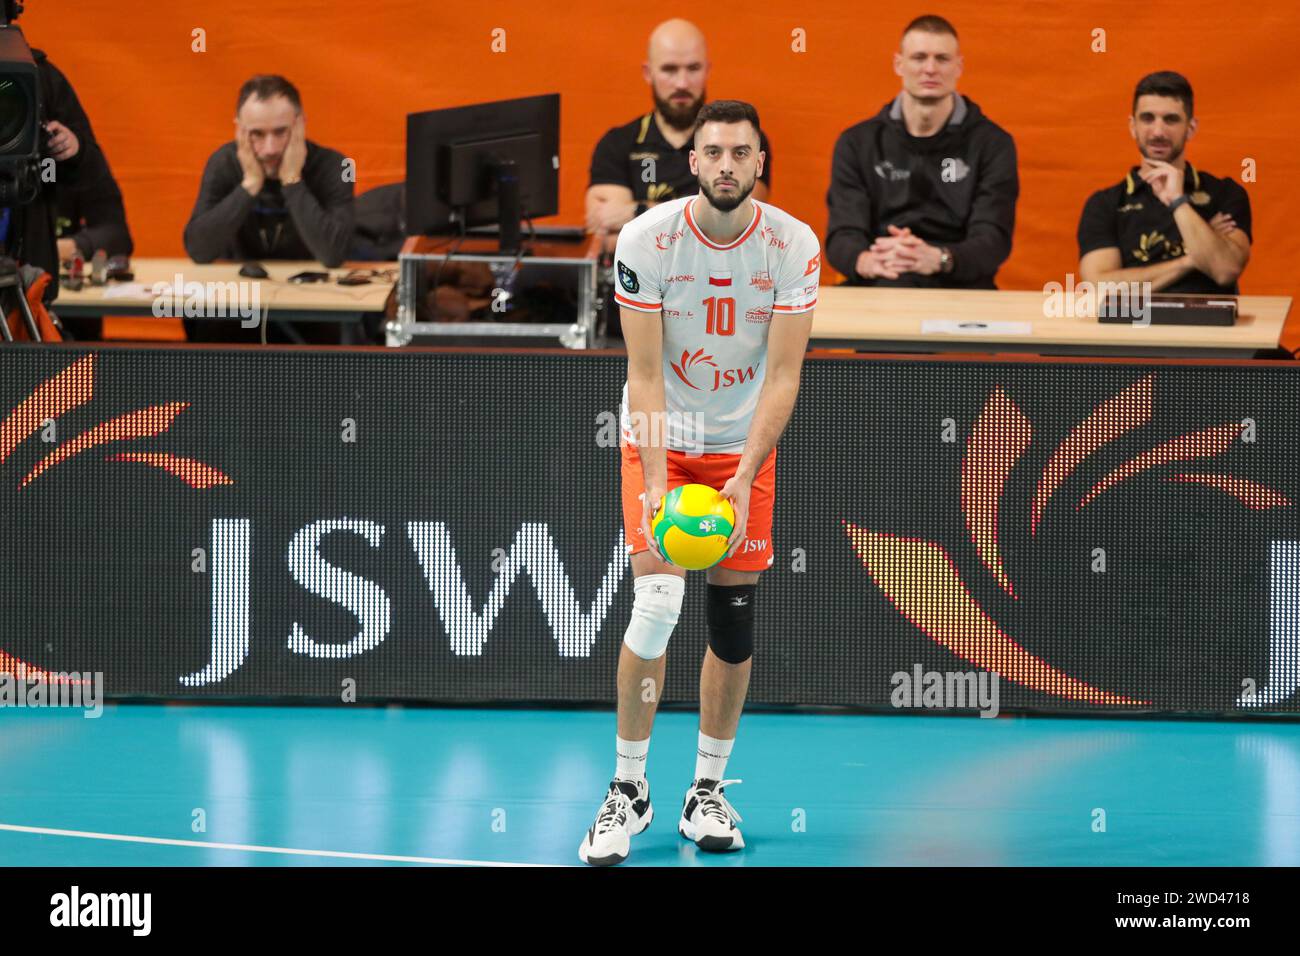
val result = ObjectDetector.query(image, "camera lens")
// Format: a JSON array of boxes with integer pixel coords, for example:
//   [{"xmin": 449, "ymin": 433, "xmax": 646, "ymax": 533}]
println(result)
[{"xmin": 0, "ymin": 78, "xmax": 29, "ymax": 149}]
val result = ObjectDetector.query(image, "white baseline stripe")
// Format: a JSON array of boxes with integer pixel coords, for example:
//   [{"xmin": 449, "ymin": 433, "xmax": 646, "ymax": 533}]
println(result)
[{"xmin": 0, "ymin": 823, "xmax": 557, "ymax": 867}]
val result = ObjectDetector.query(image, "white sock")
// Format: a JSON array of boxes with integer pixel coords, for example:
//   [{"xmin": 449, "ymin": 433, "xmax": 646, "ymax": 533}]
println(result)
[
  {"xmin": 695, "ymin": 732, "xmax": 734, "ymax": 782},
  {"xmin": 616, "ymin": 735, "xmax": 650, "ymax": 782}
]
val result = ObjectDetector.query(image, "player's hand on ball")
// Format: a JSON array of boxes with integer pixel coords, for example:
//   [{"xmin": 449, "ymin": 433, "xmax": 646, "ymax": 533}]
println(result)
[
  {"xmin": 718, "ymin": 474, "xmax": 751, "ymax": 558},
  {"xmin": 641, "ymin": 485, "xmax": 666, "ymax": 560}
]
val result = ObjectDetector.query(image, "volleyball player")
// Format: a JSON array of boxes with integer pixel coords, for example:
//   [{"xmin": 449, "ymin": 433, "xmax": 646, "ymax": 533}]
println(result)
[{"xmin": 579, "ymin": 100, "xmax": 819, "ymax": 866}]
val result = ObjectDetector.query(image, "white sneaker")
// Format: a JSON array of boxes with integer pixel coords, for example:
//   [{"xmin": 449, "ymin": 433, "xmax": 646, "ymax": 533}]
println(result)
[
  {"xmin": 578, "ymin": 778, "xmax": 654, "ymax": 866},
  {"xmin": 678, "ymin": 778, "xmax": 745, "ymax": 851}
]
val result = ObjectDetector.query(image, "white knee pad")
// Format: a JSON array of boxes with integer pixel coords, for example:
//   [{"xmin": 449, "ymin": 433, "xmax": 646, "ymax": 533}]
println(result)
[{"xmin": 623, "ymin": 574, "xmax": 685, "ymax": 660}]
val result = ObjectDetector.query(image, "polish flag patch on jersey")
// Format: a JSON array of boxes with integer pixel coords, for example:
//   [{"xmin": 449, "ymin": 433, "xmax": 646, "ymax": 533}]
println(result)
[{"xmin": 708, "ymin": 271, "xmax": 732, "ymax": 287}]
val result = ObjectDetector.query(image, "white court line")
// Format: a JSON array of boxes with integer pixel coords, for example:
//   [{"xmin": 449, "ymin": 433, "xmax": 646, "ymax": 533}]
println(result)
[{"xmin": 0, "ymin": 823, "xmax": 558, "ymax": 867}]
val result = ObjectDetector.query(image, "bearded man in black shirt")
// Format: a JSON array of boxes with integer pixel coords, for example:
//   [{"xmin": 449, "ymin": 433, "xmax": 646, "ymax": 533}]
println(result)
[{"xmin": 1077, "ymin": 71, "xmax": 1250, "ymax": 295}]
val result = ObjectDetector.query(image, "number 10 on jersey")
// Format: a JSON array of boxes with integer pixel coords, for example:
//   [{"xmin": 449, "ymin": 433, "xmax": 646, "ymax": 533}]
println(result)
[{"xmin": 704, "ymin": 296, "xmax": 735, "ymax": 336}]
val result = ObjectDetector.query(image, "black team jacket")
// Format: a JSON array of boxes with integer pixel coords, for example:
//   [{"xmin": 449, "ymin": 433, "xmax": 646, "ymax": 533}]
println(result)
[{"xmin": 824, "ymin": 93, "xmax": 1018, "ymax": 288}]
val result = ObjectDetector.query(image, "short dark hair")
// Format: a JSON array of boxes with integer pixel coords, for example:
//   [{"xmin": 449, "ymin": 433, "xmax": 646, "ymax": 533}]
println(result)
[
  {"xmin": 1133, "ymin": 71, "xmax": 1193, "ymax": 119},
  {"xmin": 692, "ymin": 99, "xmax": 762, "ymax": 146},
  {"xmin": 901, "ymin": 15, "xmax": 959, "ymax": 41},
  {"xmin": 236, "ymin": 75, "xmax": 302, "ymax": 115}
]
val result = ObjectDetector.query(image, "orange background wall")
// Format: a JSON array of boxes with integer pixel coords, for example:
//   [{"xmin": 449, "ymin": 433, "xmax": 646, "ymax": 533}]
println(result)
[{"xmin": 20, "ymin": 1, "xmax": 1300, "ymax": 345}]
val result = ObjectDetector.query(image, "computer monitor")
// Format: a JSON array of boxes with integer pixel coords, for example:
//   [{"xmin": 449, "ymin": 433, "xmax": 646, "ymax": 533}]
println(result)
[{"xmin": 405, "ymin": 93, "xmax": 560, "ymax": 254}]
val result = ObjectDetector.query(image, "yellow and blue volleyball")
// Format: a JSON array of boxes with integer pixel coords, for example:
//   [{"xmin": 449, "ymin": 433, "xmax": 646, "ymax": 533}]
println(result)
[{"xmin": 651, "ymin": 483, "xmax": 736, "ymax": 570}]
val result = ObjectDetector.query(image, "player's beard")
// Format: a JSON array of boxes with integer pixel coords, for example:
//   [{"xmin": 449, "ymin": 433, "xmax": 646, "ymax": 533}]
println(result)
[
  {"xmin": 698, "ymin": 173, "xmax": 756, "ymax": 214},
  {"xmin": 654, "ymin": 89, "xmax": 705, "ymax": 131}
]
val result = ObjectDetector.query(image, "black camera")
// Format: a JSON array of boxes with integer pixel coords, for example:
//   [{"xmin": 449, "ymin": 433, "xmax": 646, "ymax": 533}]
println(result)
[{"xmin": 0, "ymin": 0, "xmax": 41, "ymax": 206}]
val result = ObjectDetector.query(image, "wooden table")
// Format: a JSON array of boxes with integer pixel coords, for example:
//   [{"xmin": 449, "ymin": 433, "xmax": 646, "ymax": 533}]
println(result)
[
  {"xmin": 810, "ymin": 287, "xmax": 1292, "ymax": 358},
  {"xmin": 52, "ymin": 259, "xmax": 397, "ymax": 344}
]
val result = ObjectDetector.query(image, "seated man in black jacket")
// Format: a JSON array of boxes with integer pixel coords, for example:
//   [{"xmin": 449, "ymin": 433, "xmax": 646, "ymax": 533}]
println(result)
[
  {"xmin": 184, "ymin": 75, "xmax": 353, "ymax": 269},
  {"xmin": 182, "ymin": 75, "xmax": 353, "ymax": 342},
  {"xmin": 824, "ymin": 15, "xmax": 1018, "ymax": 288}
]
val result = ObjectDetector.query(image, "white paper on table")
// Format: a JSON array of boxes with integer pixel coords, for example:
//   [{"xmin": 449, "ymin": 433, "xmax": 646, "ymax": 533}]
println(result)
[
  {"xmin": 920, "ymin": 319, "xmax": 1033, "ymax": 336},
  {"xmin": 99, "ymin": 282, "xmax": 154, "ymax": 300}
]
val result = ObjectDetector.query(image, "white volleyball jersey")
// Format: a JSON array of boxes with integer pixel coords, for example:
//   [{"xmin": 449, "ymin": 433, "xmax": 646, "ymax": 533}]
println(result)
[{"xmin": 614, "ymin": 195, "xmax": 820, "ymax": 454}]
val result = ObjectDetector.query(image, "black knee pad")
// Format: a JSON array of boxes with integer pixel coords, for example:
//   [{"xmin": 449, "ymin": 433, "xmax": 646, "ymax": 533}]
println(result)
[{"xmin": 706, "ymin": 583, "xmax": 756, "ymax": 664}]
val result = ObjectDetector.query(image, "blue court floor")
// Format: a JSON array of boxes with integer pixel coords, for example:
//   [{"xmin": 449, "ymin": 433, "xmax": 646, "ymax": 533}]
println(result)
[{"xmin": 1, "ymin": 705, "xmax": 1297, "ymax": 866}]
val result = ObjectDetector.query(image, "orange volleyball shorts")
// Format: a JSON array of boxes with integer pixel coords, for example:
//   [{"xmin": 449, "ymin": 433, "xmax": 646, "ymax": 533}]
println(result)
[{"xmin": 620, "ymin": 439, "xmax": 777, "ymax": 572}]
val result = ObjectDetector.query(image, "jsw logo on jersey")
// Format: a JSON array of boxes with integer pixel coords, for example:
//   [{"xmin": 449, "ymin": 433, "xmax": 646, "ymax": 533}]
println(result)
[
  {"xmin": 670, "ymin": 348, "xmax": 762, "ymax": 392},
  {"xmin": 760, "ymin": 225, "xmax": 788, "ymax": 250},
  {"xmin": 655, "ymin": 228, "xmax": 686, "ymax": 251}
]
